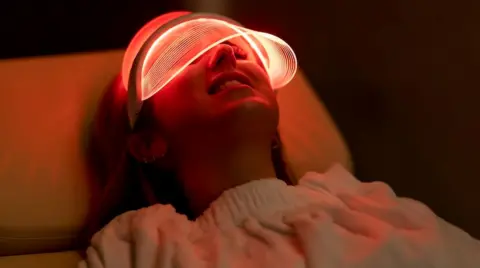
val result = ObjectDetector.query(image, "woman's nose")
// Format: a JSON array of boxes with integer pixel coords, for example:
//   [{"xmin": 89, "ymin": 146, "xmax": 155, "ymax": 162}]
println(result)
[{"xmin": 208, "ymin": 44, "xmax": 237, "ymax": 70}]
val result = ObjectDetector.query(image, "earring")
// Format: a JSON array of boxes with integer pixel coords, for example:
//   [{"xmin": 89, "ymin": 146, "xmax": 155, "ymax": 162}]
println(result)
[
  {"xmin": 142, "ymin": 155, "xmax": 157, "ymax": 164},
  {"xmin": 142, "ymin": 149, "xmax": 167, "ymax": 164},
  {"xmin": 272, "ymin": 136, "xmax": 280, "ymax": 149}
]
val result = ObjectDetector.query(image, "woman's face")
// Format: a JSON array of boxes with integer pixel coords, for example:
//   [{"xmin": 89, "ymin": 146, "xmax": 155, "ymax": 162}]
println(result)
[{"xmin": 148, "ymin": 37, "xmax": 279, "ymax": 145}]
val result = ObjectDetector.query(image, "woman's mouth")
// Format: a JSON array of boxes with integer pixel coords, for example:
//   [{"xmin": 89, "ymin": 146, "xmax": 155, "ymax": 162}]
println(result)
[{"xmin": 208, "ymin": 72, "xmax": 253, "ymax": 95}]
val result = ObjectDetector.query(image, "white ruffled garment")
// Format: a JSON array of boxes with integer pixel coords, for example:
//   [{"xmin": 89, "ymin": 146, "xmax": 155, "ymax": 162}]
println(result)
[{"xmin": 80, "ymin": 164, "xmax": 480, "ymax": 268}]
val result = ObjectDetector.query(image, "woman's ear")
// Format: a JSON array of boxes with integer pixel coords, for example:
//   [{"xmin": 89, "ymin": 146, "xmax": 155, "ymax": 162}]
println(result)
[{"xmin": 127, "ymin": 131, "xmax": 168, "ymax": 163}]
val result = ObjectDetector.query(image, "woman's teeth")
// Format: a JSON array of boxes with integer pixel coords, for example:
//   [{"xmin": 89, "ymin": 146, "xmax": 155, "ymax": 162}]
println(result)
[
  {"xmin": 213, "ymin": 80, "xmax": 244, "ymax": 94},
  {"xmin": 219, "ymin": 80, "xmax": 241, "ymax": 91},
  {"xmin": 223, "ymin": 80, "xmax": 243, "ymax": 87}
]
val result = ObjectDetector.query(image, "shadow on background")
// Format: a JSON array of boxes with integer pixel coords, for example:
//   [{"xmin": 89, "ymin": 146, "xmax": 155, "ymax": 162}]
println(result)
[{"xmin": 1, "ymin": 0, "xmax": 479, "ymax": 237}]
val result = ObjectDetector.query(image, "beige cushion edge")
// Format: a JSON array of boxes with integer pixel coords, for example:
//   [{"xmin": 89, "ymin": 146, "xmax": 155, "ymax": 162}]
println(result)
[{"xmin": 0, "ymin": 251, "xmax": 81, "ymax": 268}]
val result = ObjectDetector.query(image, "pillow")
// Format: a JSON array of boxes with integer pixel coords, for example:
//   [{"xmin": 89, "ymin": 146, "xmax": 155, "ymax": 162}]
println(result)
[
  {"xmin": 0, "ymin": 251, "xmax": 81, "ymax": 268},
  {"xmin": 0, "ymin": 50, "xmax": 351, "ymax": 255},
  {"xmin": 277, "ymin": 70, "xmax": 352, "ymax": 179}
]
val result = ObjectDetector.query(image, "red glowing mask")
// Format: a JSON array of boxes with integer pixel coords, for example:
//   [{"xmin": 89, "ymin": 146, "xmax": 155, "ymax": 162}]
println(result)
[{"xmin": 123, "ymin": 11, "xmax": 297, "ymax": 127}]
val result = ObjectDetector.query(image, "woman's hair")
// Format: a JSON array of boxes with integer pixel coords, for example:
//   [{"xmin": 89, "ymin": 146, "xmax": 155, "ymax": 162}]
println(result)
[{"xmin": 81, "ymin": 76, "xmax": 294, "ymax": 247}]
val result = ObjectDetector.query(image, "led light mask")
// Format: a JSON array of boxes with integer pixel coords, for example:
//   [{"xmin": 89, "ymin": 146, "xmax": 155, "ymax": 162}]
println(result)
[{"xmin": 123, "ymin": 11, "xmax": 298, "ymax": 128}]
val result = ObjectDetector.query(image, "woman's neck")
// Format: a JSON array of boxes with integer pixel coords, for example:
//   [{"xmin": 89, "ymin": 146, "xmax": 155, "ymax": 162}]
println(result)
[{"xmin": 174, "ymin": 140, "xmax": 276, "ymax": 217}]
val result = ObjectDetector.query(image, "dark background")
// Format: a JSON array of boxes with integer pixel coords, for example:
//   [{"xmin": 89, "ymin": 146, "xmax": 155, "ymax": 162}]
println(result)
[
  {"xmin": 1, "ymin": 0, "xmax": 479, "ymax": 238},
  {"xmin": 0, "ymin": 1, "xmax": 181, "ymax": 59}
]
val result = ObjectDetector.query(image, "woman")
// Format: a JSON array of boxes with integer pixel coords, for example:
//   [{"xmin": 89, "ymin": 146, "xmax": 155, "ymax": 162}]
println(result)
[{"xmin": 81, "ymin": 11, "xmax": 479, "ymax": 268}]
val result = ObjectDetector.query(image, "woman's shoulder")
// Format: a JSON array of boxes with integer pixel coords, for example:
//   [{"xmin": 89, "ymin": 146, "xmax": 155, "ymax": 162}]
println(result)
[
  {"xmin": 295, "ymin": 164, "xmax": 432, "ymax": 219},
  {"xmin": 296, "ymin": 164, "xmax": 402, "ymax": 206},
  {"xmin": 89, "ymin": 204, "xmax": 192, "ymax": 249},
  {"xmin": 82, "ymin": 204, "xmax": 195, "ymax": 267},
  {"xmin": 290, "ymin": 164, "xmax": 480, "ymax": 267},
  {"xmin": 291, "ymin": 164, "xmax": 449, "ymax": 238},
  {"xmin": 294, "ymin": 165, "xmax": 477, "ymax": 246},
  {"xmin": 297, "ymin": 164, "xmax": 372, "ymax": 193}
]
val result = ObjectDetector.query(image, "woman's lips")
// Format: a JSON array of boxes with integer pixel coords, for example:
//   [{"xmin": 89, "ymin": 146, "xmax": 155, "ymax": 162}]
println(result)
[{"xmin": 208, "ymin": 71, "xmax": 253, "ymax": 95}]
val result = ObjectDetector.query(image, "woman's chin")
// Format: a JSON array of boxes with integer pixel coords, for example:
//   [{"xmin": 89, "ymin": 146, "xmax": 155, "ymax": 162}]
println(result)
[
  {"xmin": 212, "ymin": 85, "xmax": 275, "ymax": 111},
  {"xmin": 220, "ymin": 93, "xmax": 274, "ymax": 113},
  {"xmin": 214, "ymin": 96, "xmax": 279, "ymax": 133}
]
